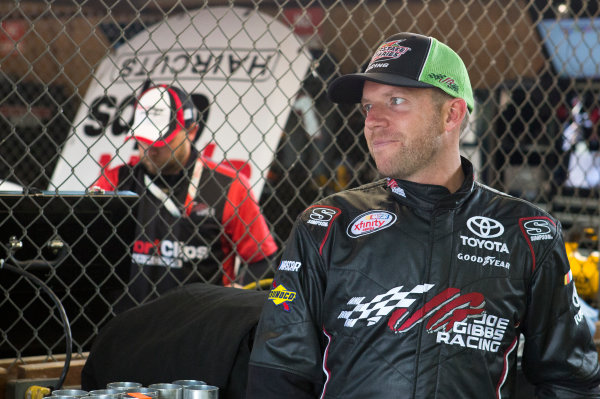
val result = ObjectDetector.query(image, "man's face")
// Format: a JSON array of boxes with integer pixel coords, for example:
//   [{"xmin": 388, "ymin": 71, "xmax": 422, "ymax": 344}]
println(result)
[
  {"xmin": 361, "ymin": 81, "xmax": 445, "ymax": 180},
  {"xmin": 137, "ymin": 129, "xmax": 191, "ymax": 175}
]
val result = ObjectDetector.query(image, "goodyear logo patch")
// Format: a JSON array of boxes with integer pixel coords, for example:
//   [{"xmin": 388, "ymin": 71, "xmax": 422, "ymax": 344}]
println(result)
[{"xmin": 268, "ymin": 283, "xmax": 297, "ymax": 312}]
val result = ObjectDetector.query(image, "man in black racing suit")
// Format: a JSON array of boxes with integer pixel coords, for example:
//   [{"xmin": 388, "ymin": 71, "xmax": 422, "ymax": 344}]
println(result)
[{"xmin": 247, "ymin": 32, "xmax": 600, "ymax": 398}]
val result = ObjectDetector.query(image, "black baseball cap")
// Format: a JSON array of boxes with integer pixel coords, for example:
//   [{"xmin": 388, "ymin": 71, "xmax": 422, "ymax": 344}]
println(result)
[
  {"xmin": 327, "ymin": 32, "xmax": 474, "ymax": 112},
  {"xmin": 129, "ymin": 84, "xmax": 198, "ymax": 147}
]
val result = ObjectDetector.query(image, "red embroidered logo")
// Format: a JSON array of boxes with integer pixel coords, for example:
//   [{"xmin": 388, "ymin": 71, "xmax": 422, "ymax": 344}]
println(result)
[
  {"xmin": 337, "ymin": 284, "xmax": 485, "ymax": 333},
  {"xmin": 387, "ymin": 288, "xmax": 485, "ymax": 333}
]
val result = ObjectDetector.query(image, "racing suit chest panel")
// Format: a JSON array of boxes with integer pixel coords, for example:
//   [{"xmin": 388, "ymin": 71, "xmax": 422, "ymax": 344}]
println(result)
[
  {"xmin": 252, "ymin": 163, "xmax": 599, "ymax": 398},
  {"xmin": 315, "ymin": 185, "xmax": 533, "ymax": 397}
]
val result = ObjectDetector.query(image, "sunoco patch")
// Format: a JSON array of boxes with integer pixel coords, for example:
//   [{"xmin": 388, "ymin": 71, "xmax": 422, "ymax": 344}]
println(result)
[{"xmin": 269, "ymin": 282, "xmax": 297, "ymax": 312}]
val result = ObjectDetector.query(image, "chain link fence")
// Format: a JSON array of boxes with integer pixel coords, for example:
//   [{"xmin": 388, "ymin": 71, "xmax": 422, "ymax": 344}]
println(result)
[{"xmin": 0, "ymin": 0, "xmax": 599, "ymax": 361}]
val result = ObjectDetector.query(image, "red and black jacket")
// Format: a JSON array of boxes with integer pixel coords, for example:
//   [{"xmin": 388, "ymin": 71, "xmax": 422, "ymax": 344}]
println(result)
[{"xmin": 94, "ymin": 147, "xmax": 277, "ymax": 304}]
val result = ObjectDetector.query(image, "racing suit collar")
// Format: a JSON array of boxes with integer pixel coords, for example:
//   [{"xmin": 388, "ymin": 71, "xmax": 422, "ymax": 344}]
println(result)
[{"xmin": 386, "ymin": 156, "xmax": 475, "ymax": 210}]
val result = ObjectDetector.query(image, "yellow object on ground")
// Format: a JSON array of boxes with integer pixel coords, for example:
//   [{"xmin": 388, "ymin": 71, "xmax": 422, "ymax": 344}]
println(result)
[
  {"xmin": 566, "ymin": 241, "xmax": 600, "ymax": 301},
  {"xmin": 25, "ymin": 385, "xmax": 51, "ymax": 399}
]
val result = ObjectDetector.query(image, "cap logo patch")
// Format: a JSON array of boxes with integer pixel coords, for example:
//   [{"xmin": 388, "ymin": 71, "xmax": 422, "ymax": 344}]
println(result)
[
  {"xmin": 370, "ymin": 40, "xmax": 411, "ymax": 63},
  {"xmin": 427, "ymin": 73, "xmax": 459, "ymax": 93},
  {"xmin": 137, "ymin": 102, "xmax": 166, "ymax": 117}
]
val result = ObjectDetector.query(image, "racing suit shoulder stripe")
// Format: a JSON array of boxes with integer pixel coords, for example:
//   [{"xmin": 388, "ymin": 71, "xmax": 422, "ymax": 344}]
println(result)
[
  {"xmin": 518, "ymin": 216, "xmax": 557, "ymax": 272},
  {"xmin": 302, "ymin": 205, "xmax": 342, "ymax": 256}
]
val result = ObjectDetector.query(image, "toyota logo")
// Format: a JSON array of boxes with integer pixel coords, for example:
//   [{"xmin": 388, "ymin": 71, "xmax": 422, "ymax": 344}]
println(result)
[{"xmin": 467, "ymin": 216, "xmax": 504, "ymax": 238}]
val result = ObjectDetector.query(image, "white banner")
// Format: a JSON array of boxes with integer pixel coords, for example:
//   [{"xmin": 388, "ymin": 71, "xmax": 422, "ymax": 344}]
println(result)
[{"xmin": 50, "ymin": 6, "xmax": 311, "ymax": 195}]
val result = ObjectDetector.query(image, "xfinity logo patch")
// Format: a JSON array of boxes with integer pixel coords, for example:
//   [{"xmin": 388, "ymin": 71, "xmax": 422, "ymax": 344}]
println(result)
[
  {"xmin": 347, "ymin": 210, "xmax": 396, "ymax": 238},
  {"xmin": 467, "ymin": 216, "xmax": 504, "ymax": 239}
]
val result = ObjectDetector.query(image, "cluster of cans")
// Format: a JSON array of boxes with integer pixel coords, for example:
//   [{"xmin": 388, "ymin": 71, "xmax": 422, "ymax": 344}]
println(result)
[{"xmin": 49, "ymin": 380, "xmax": 218, "ymax": 399}]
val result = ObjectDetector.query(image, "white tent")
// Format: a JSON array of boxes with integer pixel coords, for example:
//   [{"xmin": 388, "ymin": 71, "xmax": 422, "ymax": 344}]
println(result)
[{"xmin": 50, "ymin": 6, "xmax": 311, "ymax": 195}]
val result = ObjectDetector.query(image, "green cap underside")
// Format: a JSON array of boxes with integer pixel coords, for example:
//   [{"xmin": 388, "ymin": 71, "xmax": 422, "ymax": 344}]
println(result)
[{"xmin": 419, "ymin": 38, "xmax": 474, "ymax": 112}]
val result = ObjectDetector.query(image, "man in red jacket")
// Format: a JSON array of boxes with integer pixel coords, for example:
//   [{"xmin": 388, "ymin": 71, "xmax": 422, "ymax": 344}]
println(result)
[{"xmin": 94, "ymin": 84, "xmax": 277, "ymax": 310}]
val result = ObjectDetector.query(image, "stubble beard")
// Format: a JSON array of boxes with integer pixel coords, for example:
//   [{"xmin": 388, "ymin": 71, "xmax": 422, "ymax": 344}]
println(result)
[
  {"xmin": 372, "ymin": 116, "xmax": 444, "ymax": 180},
  {"xmin": 141, "ymin": 143, "xmax": 189, "ymax": 176}
]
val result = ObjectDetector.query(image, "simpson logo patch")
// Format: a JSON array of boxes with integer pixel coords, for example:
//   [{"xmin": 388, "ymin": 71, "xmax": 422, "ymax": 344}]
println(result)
[
  {"xmin": 268, "ymin": 281, "xmax": 296, "ymax": 312},
  {"xmin": 522, "ymin": 219, "xmax": 553, "ymax": 241},
  {"xmin": 347, "ymin": 210, "xmax": 396, "ymax": 238},
  {"xmin": 307, "ymin": 206, "xmax": 340, "ymax": 227},
  {"xmin": 519, "ymin": 217, "xmax": 557, "ymax": 272},
  {"xmin": 189, "ymin": 202, "xmax": 216, "ymax": 218}
]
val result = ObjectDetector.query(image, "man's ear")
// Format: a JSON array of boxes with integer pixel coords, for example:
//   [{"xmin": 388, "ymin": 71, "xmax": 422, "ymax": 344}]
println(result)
[{"xmin": 443, "ymin": 97, "xmax": 468, "ymax": 132}]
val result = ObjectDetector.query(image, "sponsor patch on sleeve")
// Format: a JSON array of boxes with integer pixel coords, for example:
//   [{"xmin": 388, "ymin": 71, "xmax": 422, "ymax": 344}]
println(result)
[
  {"xmin": 347, "ymin": 210, "xmax": 396, "ymax": 238},
  {"xmin": 564, "ymin": 269, "xmax": 573, "ymax": 285},
  {"xmin": 306, "ymin": 206, "xmax": 341, "ymax": 227},
  {"xmin": 302, "ymin": 205, "xmax": 342, "ymax": 256},
  {"xmin": 521, "ymin": 218, "xmax": 554, "ymax": 241},
  {"xmin": 278, "ymin": 260, "xmax": 302, "ymax": 272},
  {"xmin": 268, "ymin": 280, "xmax": 297, "ymax": 312},
  {"xmin": 518, "ymin": 216, "xmax": 557, "ymax": 272}
]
